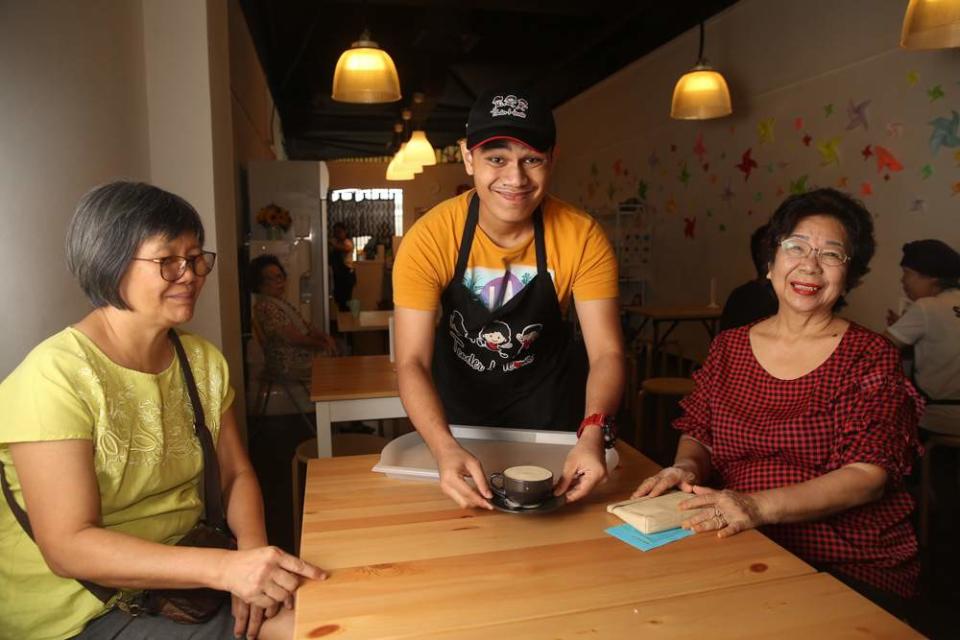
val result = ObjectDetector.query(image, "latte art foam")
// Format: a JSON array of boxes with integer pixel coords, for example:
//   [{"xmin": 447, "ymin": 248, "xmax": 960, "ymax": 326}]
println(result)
[{"xmin": 504, "ymin": 465, "xmax": 552, "ymax": 482}]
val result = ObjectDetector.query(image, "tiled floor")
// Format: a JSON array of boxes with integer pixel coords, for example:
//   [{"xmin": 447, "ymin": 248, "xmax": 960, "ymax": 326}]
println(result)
[{"xmin": 249, "ymin": 411, "xmax": 958, "ymax": 639}]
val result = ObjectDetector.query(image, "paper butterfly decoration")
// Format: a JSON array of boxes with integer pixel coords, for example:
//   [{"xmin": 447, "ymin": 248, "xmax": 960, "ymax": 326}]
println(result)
[
  {"xmin": 790, "ymin": 175, "xmax": 809, "ymax": 195},
  {"xmin": 817, "ymin": 137, "xmax": 842, "ymax": 167},
  {"xmin": 721, "ymin": 183, "xmax": 736, "ymax": 204},
  {"xmin": 873, "ymin": 146, "xmax": 903, "ymax": 174},
  {"xmin": 736, "ymin": 148, "xmax": 758, "ymax": 181},
  {"xmin": 757, "ymin": 118, "xmax": 775, "ymax": 144},
  {"xmin": 929, "ymin": 111, "xmax": 960, "ymax": 155},
  {"xmin": 683, "ymin": 217, "xmax": 696, "ymax": 238},
  {"xmin": 845, "ymin": 99, "xmax": 870, "ymax": 131},
  {"xmin": 693, "ymin": 133, "xmax": 707, "ymax": 163}
]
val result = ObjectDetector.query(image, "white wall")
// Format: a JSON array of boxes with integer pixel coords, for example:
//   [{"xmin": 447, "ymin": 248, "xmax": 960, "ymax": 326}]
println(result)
[
  {"xmin": 0, "ymin": 0, "xmax": 244, "ymax": 414},
  {"xmin": 553, "ymin": 0, "xmax": 960, "ymax": 358},
  {"xmin": 0, "ymin": 1, "xmax": 151, "ymax": 375}
]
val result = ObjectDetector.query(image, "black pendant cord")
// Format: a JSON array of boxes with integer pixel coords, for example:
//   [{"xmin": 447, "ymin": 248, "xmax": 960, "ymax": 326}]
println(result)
[{"xmin": 697, "ymin": 21, "xmax": 706, "ymax": 65}]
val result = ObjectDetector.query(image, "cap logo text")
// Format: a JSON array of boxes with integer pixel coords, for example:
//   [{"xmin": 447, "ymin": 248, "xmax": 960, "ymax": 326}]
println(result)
[{"xmin": 490, "ymin": 94, "xmax": 528, "ymax": 119}]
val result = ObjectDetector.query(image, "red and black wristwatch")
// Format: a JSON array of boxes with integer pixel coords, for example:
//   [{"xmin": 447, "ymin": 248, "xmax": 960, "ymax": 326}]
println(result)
[{"xmin": 577, "ymin": 413, "xmax": 617, "ymax": 449}]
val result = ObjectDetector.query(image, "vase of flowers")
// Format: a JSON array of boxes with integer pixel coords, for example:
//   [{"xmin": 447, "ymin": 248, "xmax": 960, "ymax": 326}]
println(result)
[{"xmin": 256, "ymin": 203, "xmax": 292, "ymax": 240}]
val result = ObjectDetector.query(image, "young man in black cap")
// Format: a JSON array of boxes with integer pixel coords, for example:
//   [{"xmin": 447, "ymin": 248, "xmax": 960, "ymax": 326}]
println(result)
[
  {"xmin": 392, "ymin": 88, "xmax": 624, "ymax": 510},
  {"xmin": 886, "ymin": 239, "xmax": 960, "ymax": 434}
]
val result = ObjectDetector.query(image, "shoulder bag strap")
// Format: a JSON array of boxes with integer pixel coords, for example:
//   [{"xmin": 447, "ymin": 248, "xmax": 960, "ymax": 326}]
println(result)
[
  {"xmin": 168, "ymin": 329, "xmax": 228, "ymax": 530},
  {"xmin": 0, "ymin": 457, "xmax": 116, "ymax": 603}
]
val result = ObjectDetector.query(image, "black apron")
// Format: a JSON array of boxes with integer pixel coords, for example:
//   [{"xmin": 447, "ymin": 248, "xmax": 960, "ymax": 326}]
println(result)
[{"xmin": 432, "ymin": 195, "xmax": 587, "ymax": 430}]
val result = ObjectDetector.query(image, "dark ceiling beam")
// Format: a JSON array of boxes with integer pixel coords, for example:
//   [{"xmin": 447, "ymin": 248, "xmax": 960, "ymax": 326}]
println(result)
[
  {"xmin": 278, "ymin": 5, "xmax": 326, "ymax": 91},
  {"xmin": 317, "ymin": 0, "xmax": 596, "ymax": 17}
]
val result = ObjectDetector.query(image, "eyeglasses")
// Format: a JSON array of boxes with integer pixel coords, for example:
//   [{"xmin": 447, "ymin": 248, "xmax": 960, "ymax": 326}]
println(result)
[
  {"xmin": 131, "ymin": 251, "xmax": 217, "ymax": 282},
  {"xmin": 779, "ymin": 238, "xmax": 849, "ymax": 267}
]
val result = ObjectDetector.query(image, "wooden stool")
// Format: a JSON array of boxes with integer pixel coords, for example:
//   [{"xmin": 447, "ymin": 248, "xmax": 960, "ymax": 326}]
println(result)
[
  {"xmin": 635, "ymin": 377, "xmax": 696, "ymax": 462},
  {"xmin": 919, "ymin": 432, "xmax": 960, "ymax": 547},
  {"xmin": 291, "ymin": 434, "xmax": 389, "ymax": 553}
]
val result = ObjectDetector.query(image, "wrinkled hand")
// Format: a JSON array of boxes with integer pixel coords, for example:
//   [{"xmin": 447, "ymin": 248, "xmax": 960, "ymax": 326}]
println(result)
[
  {"xmin": 220, "ymin": 546, "xmax": 325, "ymax": 610},
  {"xmin": 232, "ymin": 594, "xmax": 283, "ymax": 640},
  {"xmin": 678, "ymin": 485, "xmax": 765, "ymax": 538},
  {"xmin": 632, "ymin": 466, "xmax": 697, "ymax": 499},
  {"xmin": 886, "ymin": 309, "xmax": 900, "ymax": 327},
  {"xmin": 435, "ymin": 442, "xmax": 493, "ymax": 510},
  {"xmin": 554, "ymin": 431, "xmax": 607, "ymax": 503}
]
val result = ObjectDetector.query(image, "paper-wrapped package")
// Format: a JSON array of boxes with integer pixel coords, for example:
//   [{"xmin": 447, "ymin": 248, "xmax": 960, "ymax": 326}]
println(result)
[{"xmin": 606, "ymin": 491, "xmax": 692, "ymax": 534}]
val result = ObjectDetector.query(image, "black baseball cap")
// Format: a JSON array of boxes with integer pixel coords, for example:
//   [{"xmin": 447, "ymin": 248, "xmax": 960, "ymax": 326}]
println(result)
[{"xmin": 465, "ymin": 88, "xmax": 556, "ymax": 152}]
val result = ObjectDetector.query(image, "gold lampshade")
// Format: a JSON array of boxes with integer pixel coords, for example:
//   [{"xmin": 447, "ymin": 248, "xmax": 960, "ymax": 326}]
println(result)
[
  {"xmin": 405, "ymin": 130, "xmax": 437, "ymax": 166},
  {"xmin": 670, "ymin": 64, "xmax": 732, "ymax": 120},
  {"xmin": 397, "ymin": 143, "xmax": 423, "ymax": 173},
  {"xmin": 900, "ymin": 0, "xmax": 960, "ymax": 49},
  {"xmin": 332, "ymin": 32, "xmax": 401, "ymax": 103},
  {"xmin": 386, "ymin": 154, "xmax": 415, "ymax": 181}
]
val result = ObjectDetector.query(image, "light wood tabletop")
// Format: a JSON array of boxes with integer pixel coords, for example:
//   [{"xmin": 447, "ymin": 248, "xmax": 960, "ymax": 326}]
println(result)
[
  {"xmin": 310, "ymin": 354, "xmax": 398, "ymax": 402},
  {"xmin": 293, "ymin": 444, "xmax": 917, "ymax": 639},
  {"xmin": 336, "ymin": 310, "xmax": 393, "ymax": 333}
]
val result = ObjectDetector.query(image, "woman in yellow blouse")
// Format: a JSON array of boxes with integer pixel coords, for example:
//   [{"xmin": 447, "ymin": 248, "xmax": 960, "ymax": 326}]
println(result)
[{"xmin": 0, "ymin": 182, "xmax": 323, "ymax": 640}]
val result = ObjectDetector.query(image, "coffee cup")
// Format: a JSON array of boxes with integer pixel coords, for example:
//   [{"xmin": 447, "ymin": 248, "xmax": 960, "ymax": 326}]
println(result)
[{"xmin": 489, "ymin": 465, "xmax": 554, "ymax": 507}]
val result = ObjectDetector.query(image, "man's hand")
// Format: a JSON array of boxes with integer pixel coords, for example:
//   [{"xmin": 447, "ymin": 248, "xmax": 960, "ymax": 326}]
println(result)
[
  {"xmin": 435, "ymin": 442, "xmax": 494, "ymax": 510},
  {"xmin": 554, "ymin": 429, "xmax": 607, "ymax": 503}
]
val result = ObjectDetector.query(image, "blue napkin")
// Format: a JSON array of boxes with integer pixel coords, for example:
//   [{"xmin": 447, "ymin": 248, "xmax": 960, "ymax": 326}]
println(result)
[{"xmin": 605, "ymin": 523, "xmax": 693, "ymax": 551}]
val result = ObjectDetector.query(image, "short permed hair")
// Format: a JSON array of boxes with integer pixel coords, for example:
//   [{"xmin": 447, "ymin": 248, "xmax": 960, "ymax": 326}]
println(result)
[
  {"xmin": 66, "ymin": 181, "xmax": 205, "ymax": 310},
  {"xmin": 248, "ymin": 254, "xmax": 286, "ymax": 294},
  {"xmin": 764, "ymin": 188, "xmax": 875, "ymax": 306}
]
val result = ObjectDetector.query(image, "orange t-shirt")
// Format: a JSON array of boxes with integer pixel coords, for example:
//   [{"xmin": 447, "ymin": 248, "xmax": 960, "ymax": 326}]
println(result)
[{"xmin": 393, "ymin": 191, "xmax": 618, "ymax": 312}]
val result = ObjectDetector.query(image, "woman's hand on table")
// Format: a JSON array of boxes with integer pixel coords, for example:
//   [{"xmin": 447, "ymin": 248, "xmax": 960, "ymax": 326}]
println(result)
[
  {"xmin": 555, "ymin": 429, "xmax": 607, "ymax": 503},
  {"xmin": 219, "ymin": 546, "xmax": 326, "ymax": 611},
  {"xmin": 232, "ymin": 595, "xmax": 281, "ymax": 640},
  {"xmin": 677, "ymin": 485, "xmax": 765, "ymax": 538},
  {"xmin": 631, "ymin": 466, "xmax": 697, "ymax": 499},
  {"xmin": 435, "ymin": 442, "xmax": 494, "ymax": 510}
]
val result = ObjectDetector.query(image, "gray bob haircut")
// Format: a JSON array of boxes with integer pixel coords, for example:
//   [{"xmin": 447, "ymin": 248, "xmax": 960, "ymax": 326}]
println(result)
[{"xmin": 66, "ymin": 181, "xmax": 205, "ymax": 309}]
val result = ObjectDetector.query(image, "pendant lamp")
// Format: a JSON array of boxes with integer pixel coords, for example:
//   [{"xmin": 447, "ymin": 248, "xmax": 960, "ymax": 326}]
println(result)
[
  {"xmin": 385, "ymin": 155, "xmax": 415, "ymax": 181},
  {"xmin": 396, "ymin": 142, "xmax": 423, "ymax": 174},
  {"xmin": 405, "ymin": 130, "xmax": 437, "ymax": 166},
  {"xmin": 900, "ymin": 0, "xmax": 960, "ymax": 49},
  {"xmin": 670, "ymin": 22, "xmax": 732, "ymax": 120},
  {"xmin": 332, "ymin": 29, "xmax": 401, "ymax": 103}
]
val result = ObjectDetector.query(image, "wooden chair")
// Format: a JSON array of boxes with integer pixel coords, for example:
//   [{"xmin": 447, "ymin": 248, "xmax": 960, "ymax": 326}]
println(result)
[
  {"xmin": 291, "ymin": 434, "xmax": 389, "ymax": 553},
  {"xmin": 633, "ymin": 341, "xmax": 696, "ymax": 461},
  {"xmin": 250, "ymin": 316, "xmax": 314, "ymax": 432}
]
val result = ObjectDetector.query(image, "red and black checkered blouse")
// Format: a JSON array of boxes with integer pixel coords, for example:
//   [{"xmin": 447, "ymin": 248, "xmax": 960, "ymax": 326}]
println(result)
[{"xmin": 676, "ymin": 322, "xmax": 923, "ymax": 598}]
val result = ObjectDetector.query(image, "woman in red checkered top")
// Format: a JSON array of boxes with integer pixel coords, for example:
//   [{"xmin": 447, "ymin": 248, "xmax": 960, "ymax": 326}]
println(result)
[{"xmin": 634, "ymin": 188, "xmax": 922, "ymax": 617}]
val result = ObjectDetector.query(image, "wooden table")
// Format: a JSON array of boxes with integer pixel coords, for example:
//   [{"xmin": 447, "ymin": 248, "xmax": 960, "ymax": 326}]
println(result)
[
  {"xmin": 294, "ymin": 445, "xmax": 917, "ymax": 639},
  {"xmin": 336, "ymin": 311, "xmax": 393, "ymax": 355},
  {"xmin": 624, "ymin": 304, "xmax": 722, "ymax": 374},
  {"xmin": 336, "ymin": 310, "xmax": 393, "ymax": 332},
  {"xmin": 310, "ymin": 355, "xmax": 405, "ymax": 457}
]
